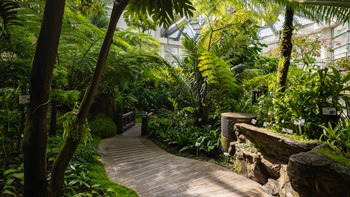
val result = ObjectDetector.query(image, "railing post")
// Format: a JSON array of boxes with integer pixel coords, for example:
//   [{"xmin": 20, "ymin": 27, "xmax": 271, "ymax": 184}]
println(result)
[
  {"xmin": 117, "ymin": 113, "xmax": 123, "ymax": 134},
  {"xmin": 141, "ymin": 115, "xmax": 148, "ymax": 136},
  {"xmin": 132, "ymin": 109, "xmax": 136, "ymax": 127}
]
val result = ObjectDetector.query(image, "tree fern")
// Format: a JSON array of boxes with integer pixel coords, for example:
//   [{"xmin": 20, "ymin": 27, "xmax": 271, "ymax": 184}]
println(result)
[
  {"xmin": 161, "ymin": 54, "xmax": 196, "ymax": 105},
  {"xmin": 198, "ymin": 51, "xmax": 240, "ymax": 93}
]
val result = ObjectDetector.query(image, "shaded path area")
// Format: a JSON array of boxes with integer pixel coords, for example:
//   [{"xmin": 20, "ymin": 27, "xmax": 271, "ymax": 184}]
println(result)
[{"xmin": 99, "ymin": 124, "xmax": 269, "ymax": 197}]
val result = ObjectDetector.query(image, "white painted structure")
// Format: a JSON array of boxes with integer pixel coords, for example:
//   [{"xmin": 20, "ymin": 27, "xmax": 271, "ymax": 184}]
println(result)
[
  {"xmin": 116, "ymin": 13, "xmax": 185, "ymax": 63},
  {"xmin": 259, "ymin": 14, "xmax": 349, "ymax": 68},
  {"xmin": 116, "ymin": 11, "xmax": 350, "ymax": 66}
]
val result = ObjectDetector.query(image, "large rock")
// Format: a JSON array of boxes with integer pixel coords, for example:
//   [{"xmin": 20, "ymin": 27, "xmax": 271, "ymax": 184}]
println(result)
[
  {"xmin": 232, "ymin": 142, "xmax": 282, "ymax": 185},
  {"xmin": 263, "ymin": 179, "xmax": 279, "ymax": 196},
  {"xmin": 234, "ymin": 123, "xmax": 320, "ymax": 162},
  {"xmin": 263, "ymin": 165, "xmax": 299, "ymax": 197},
  {"xmin": 288, "ymin": 151, "xmax": 350, "ymax": 197},
  {"xmin": 233, "ymin": 144, "xmax": 267, "ymax": 184},
  {"xmin": 278, "ymin": 165, "xmax": 299, "ymax": 197}
]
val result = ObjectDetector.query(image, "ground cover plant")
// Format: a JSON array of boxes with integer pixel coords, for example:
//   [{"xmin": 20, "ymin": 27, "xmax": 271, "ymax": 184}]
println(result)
[{"xmin": 1, "ymin": 134, "xmax": 138, "ymax": 196}]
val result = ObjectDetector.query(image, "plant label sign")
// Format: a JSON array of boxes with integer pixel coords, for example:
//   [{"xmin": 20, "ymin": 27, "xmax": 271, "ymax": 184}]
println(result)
[
  {"xmin": 293, "ymin": 119, "xmax": 305, "ymax": 126},
  {"xmin": 282, "ymin": 128, "xmax": 293, "ymax": 134},
  {"xmin": 263, "ymin": 122, "xmax": 269, "ymax": 128},
  {"xmin": 322, "ymin": 107, "xmax": 337, "ymax": 116},
  {"xmin": 19, "ymin": 95, "xmax": 30, "ymax": 104},
  {"xmin": 195, "ymin": 142, "xmax": 201, "ymax": 147},
  {"xmin": 251, "ymin": 119, "xmax": 257, "ymax": 125}
]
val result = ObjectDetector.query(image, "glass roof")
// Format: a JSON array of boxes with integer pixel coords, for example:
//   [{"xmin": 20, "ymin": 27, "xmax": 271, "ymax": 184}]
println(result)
[
  {"xmin": 259, "ymin": 15, "xmax": 316, "ymax": 38},
  {"xmin": 162, "ymin": 11, "xmax": 317, "ymax": 42}
]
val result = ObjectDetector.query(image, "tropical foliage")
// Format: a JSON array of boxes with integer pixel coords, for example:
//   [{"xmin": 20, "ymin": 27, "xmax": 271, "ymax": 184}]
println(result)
[{"xmin": 1, "ymin": 0, "xmax": 350, "ymax": 195}]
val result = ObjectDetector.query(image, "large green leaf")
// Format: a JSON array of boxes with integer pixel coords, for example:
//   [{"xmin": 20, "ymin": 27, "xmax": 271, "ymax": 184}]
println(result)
[
  {"xmin": 0, "ymin": 0, "xmax": 22, "ymax": 37},
  {"xmin": 126, "ymin": 0, "xmax": 195, "ymax": 27}
]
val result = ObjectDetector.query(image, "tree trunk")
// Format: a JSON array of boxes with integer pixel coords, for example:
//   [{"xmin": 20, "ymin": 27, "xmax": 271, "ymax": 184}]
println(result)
[
  {"xmin": 277, "ymin": 6, "xmax": 294, "ymax": 91},
  {"xmin": 49, "ymin": 100, "xmax": 58, "ymax": 136},
  {"xmin": 50, "ymin": 1, "xmax": 129, "ymax": 196},
  {"xmin": 22, "ymin": 0, "xmax": 66, "ymax": 196},
  {"xmin": 17, "ymin": 86, "xmax": 26, "ymax": 151}
]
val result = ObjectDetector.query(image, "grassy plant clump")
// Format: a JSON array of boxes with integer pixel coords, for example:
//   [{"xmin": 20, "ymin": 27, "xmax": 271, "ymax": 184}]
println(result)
[
  {"xmin": 48, "ymin": 137, "xmax": 138, "ymax": 196},
  {"xmin": 89, "ymin": 113, "xmax": 117, "ymax": 139},
  {"xmin": 80, "ymin": 137, "xmax": 138, "ymax": 197},
  {"xmin": 313, "ymin": 147, "xmax": 350, "ymax": 169},
  {"xmin": 85, "ymin": 160, "xmax": 138, "ymax": 197},
  {"xmin": 267, "ymin": 128, "xmax": 319, "ymax": 142}
]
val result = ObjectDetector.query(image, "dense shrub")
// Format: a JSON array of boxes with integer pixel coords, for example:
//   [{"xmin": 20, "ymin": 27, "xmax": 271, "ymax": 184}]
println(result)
[
  {"xmin": 89, "ymin": 113, "xmax": 117, "ymax": 139},
  {"xmin": 253, "ymin": 67, "xmax": 350, "ymax": 140},
  {"xmin": 148, "ymin": 115, "xmax": 222, "ymax": 157}
]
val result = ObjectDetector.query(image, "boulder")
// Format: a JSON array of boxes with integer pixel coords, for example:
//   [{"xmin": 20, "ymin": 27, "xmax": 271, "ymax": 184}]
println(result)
[
  {"xmin": 232, "ymin": 142, "xmax": 282, "ymax": 185},
  {"xmin": 278, "ymin": 165, "xmax": 299, "ymax": 197},
  {"xmin": 263, "ymin": 165, "xmax": 299, "ymax": 197},
  {"xmin": 262, "ymin": 155, "xmax": 282, "ymax": 179},
  {"xmin": 263, "ymin": 179, "xmax": 279, "ymax": 196},
  {"xmin": 233, "ymin": 143, "xmax": 267, "ymax": 184},
  {"xmin": 288, "ymin": 151, "xmax": 350, "ymax": 197}
]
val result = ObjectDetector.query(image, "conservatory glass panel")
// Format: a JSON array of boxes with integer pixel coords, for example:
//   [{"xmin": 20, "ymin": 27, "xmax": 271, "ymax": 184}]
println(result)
[
  {"xmin": 334, "ymin": 23, "xmax": 348, "ymax": 37},
  {"xmin": 333, "ymin": 33, "xmax": 348, "ymax": 47},
  {"xmin": 164, "ymin": 47, "xmax": 179, "ymax": 63},
  {"xmin": 333, "ymin": 45, "xmax": 348, "ymax": 60}
]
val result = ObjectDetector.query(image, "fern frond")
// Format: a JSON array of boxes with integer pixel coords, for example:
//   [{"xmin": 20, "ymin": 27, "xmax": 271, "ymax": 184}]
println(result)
[{"xmin": 198, "ymin": 51, "xmax": 240, "ymax": 93}]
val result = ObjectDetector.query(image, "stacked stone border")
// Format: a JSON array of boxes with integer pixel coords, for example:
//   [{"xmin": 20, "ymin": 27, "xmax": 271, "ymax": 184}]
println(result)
[{"xmin": 227, "ymin": 123, "xmax": 350, "ymax": 197}]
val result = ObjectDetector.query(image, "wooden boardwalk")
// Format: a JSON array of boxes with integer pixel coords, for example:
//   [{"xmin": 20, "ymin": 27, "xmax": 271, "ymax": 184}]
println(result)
[{"xmin": 99, "ymin": 124, "xmax": 269, "ymax": 197}]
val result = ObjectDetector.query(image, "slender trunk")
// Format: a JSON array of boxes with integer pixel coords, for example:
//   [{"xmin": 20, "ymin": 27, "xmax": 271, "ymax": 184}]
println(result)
[
  {"xmin": 50, "ymin": 1, "xmax": 129, "ymax": 196},
  {"xmin": 277, "ymin": 6, "xmax": 294, "ymax": 91},
  {"xmin": 194, "ymin": 52, "xmax": 204, "ymax": 127},
  {"xmin": 22, "ymin": 0, "xmax": 65, "ymax": 196},
  {"xmin": 17, "ymin": 86, "xmax": 25, "ymax": 151},
  {"xmin": 196, "ymin": 29, "xmax": 213, "ymax": 127},
  {"xmin": 77, "ymin": 0, "xmax": 129, "ymax": 123},
  {"xmin": 49, "ymin": 100, "xmax": 58, "ymax": 136}
]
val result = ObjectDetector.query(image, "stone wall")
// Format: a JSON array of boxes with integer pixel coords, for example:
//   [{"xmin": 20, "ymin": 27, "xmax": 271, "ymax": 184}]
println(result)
[
  {"xmin": 233, "ymin": 123, "xmax": 320, "ymax": 162},
  {"xmin": 228, "ymin": 123, "xmax": 350, "ymax": 197}
]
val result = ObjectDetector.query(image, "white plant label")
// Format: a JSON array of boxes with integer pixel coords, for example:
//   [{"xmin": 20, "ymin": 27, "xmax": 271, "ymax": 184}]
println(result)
[
  {"xmin": 195, "ymin": 142, "xmax": 201, "ymax": 147},
  {"xmin": 322, "ymin": 107, "xmax": 337, "ymax": 115},
  {"xmin": 19, "ymin": 95, "xmax": 30, "ymax": 104},
  {"xmin": 263, "ymin": 122, "xmax": 269, "ymax": 128},
  {"xmin": 293, "ymin": 119, "xmax": 305, "ymax": 126},
  {"xmin": 282, "ymin": 128, "xmax": 293, "ymax": 134},
  {"xmin": 251, "ymin": 119, "xmax": 257, "ymax": 125}
]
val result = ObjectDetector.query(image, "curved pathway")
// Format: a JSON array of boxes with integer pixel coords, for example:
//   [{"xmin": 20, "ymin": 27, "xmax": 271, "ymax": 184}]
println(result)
[{"xmin": 99, "ymin": 124, "xmax": 269, "ymax": 197}]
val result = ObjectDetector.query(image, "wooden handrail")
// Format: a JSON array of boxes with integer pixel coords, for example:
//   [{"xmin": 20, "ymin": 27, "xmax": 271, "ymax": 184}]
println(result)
[{"xmin": 117, "ymin": 110, "xmax": 136, "ymax": 134}]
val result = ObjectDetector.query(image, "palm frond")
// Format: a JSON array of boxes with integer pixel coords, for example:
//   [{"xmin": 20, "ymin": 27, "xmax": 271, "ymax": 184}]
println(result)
[
  {"xmin": 126, "ymin": 0, "xmax": 195, "ymax": 27},
  {"xmin": 267, "ymin": 0, "xmax": 350, "ymax": 23},
  {"xmin": 0, "ymin": 0, "xmax": 22, "ymax": 38}
]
